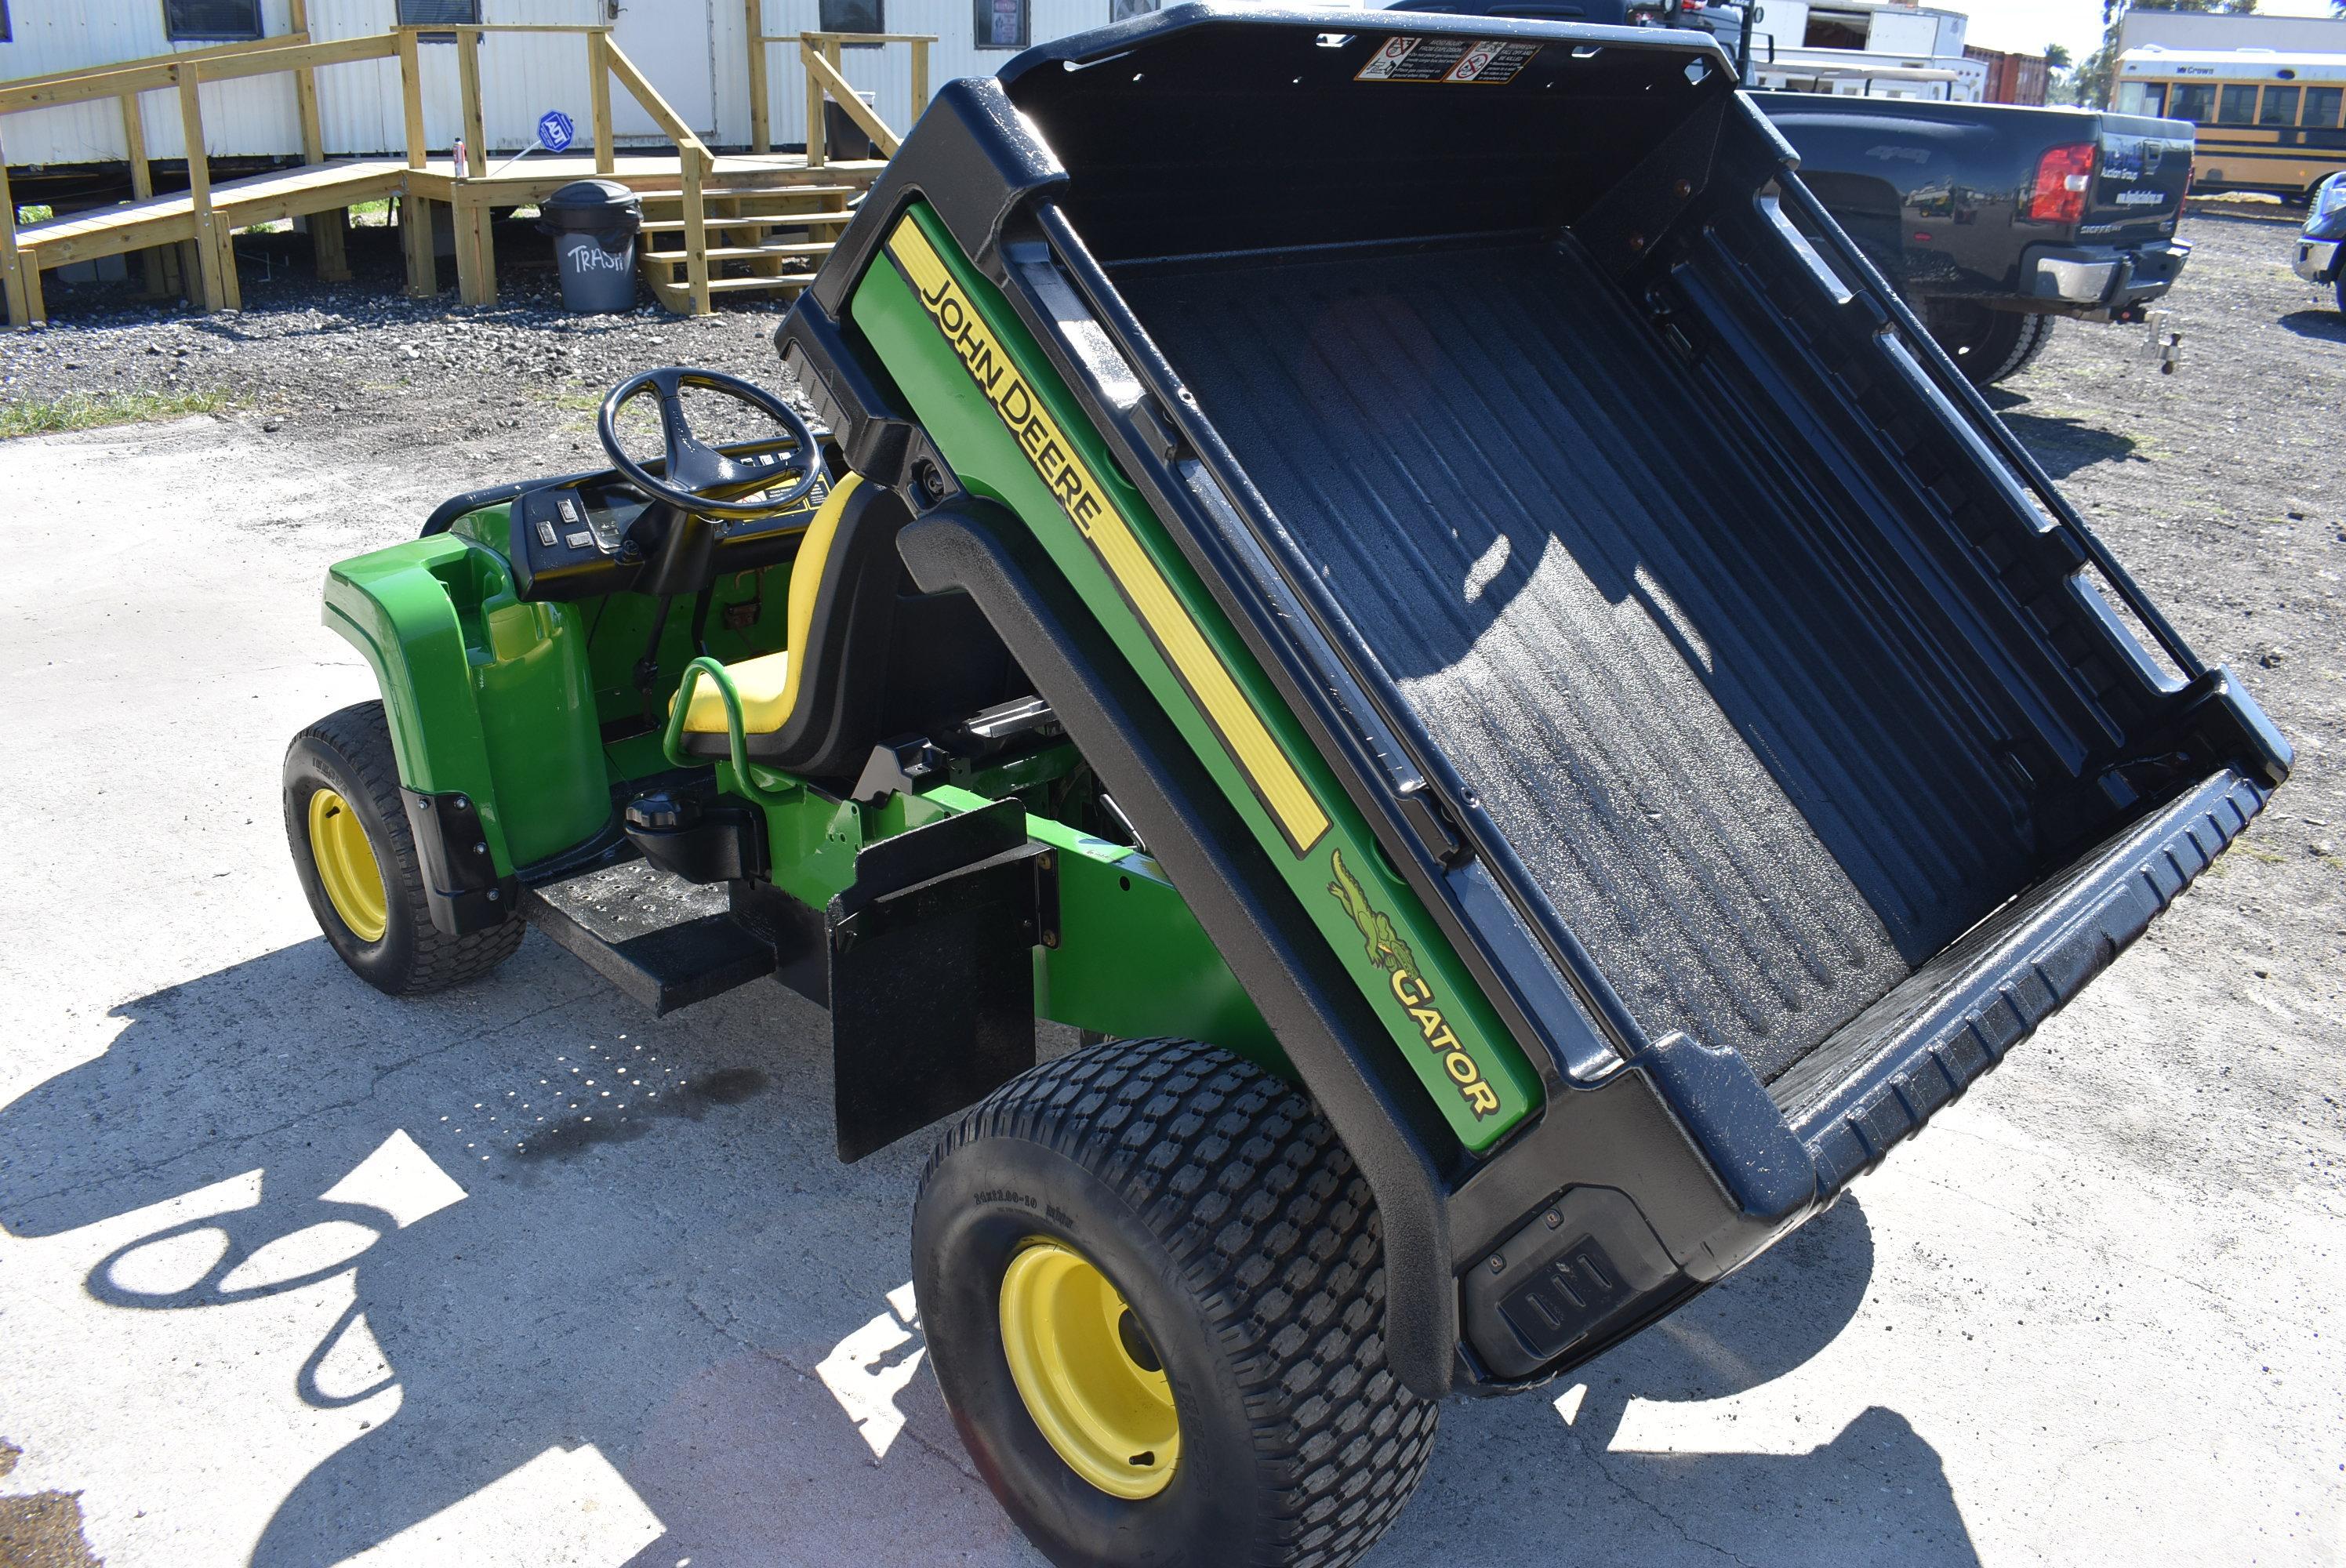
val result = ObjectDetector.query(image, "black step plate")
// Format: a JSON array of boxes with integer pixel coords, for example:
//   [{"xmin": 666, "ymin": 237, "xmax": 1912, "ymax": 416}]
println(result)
[{"xmin": 522, "ymin": 860, "xmax": 775, "ymax": 1015}]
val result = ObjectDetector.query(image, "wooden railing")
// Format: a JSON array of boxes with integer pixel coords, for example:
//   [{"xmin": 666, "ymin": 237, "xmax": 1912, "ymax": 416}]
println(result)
[
  {"xmin": 401, "ymin": 24, "xmax": 714, "ymax": 313},
  {"xmin": 0, "ymin": 22, "xmax": 728, "ymax": 321},
  {"xmin": 743, "ymin": 2, "xmax": 933, "ymax": 165},
  {"xmin": 2, "ymin": 17, "xmax": 870, "ymax": 323},
  {"xmin": 0, "ymin": 9, "xmax": 391, "ymax": 318}
]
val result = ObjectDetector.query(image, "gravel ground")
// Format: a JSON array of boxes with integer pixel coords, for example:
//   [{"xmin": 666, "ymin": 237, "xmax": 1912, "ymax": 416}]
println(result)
[
  {"xmin": 0, "ymin": 220, "xmax": 792, "ymax": 466},
  {"xmin": 1989, "ymin": 203, "xmax": 2346, "ymax": 1105},
  {"xmin": 0, "ymin": 204, "xmax": 2341, "ymax": 1568}
]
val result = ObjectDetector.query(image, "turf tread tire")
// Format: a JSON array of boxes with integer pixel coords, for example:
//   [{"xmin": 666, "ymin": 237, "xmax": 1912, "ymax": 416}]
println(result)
[
  {"xmin": 917, "ymin": 1038, "xmax": 1438, "ymax": 1568},
  {"xmin": 285, "ymin": 701, "xmax": 525, "ymax": 995}
]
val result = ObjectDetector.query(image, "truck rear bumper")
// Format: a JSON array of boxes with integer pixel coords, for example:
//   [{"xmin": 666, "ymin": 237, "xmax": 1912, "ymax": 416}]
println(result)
[
  {"xmin": 2295, "ymin": 238, "xmax": 2341, "ymax": 283},
  {"xmin": 2024, "ymin": 239, "xmax": 2190, "ymax": 309}
]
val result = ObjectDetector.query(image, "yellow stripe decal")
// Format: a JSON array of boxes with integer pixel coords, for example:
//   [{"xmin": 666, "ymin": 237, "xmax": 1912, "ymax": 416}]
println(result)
[{"xmin": 884, "ymin": 216, "xmax": 1331, "ymax": 855}]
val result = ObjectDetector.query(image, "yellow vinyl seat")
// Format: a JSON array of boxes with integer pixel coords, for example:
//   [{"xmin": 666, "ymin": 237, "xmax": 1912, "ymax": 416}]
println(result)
[{"xmin": 677, "ymin": 649, "xmax": 794, "ymax": 733}]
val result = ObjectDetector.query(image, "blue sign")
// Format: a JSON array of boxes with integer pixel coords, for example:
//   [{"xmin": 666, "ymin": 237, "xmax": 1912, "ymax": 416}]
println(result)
[{"xmin": 537, "ymin": 110, "xmax": 576, "ymax": 153}]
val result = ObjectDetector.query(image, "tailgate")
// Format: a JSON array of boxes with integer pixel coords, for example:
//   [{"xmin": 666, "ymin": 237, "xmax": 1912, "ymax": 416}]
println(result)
[
  {"xmin": 2087, "ymin": 114, "xmax": 2195, "ymax": 245},
  {"xmin": 1775, "ymin": 766, "xmax": 2268, "ymax": 1185}
]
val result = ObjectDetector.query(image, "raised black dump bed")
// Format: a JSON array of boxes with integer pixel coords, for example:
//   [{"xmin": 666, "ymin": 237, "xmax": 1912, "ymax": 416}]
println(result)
[{"xmin": 782, "ymin": 5, "xmax": 2287, "ymax": 1389}]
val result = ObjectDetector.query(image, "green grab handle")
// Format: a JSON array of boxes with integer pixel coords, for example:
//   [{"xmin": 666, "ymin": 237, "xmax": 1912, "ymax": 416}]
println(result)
[{"xmin": 663, "ymin": 655, "xmax": 799, "ymax": 808}]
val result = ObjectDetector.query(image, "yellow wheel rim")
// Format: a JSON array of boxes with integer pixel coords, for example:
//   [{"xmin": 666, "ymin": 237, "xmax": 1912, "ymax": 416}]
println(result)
[
  {"xmin": 308, "ymin": 788, "xmax": 389, "ymax": 943},
  {"xmin": 998, "ymin": 1238, "xmax": 1180, "ymax": 1499}
]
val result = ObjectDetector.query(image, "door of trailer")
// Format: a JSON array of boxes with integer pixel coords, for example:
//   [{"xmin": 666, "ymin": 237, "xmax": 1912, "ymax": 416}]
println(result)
[{"xmin": 611, "ymin": 0, "xmax": 720, "ymax": 140}]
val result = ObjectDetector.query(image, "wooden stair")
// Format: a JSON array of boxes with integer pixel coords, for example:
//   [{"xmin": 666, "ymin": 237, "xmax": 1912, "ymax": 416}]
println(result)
[{"xmin": 634, "ymin": 182, "xmax": 863, "ymax": 313}]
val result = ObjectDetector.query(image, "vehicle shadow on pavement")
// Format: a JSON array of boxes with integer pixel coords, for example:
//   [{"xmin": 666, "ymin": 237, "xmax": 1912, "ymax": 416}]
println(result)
[
  {"xmin": 1985, "ymin": 394, "xmax": 2144, "ymax": 481},
  {"xmin": 0, "ymin": 936, "xmax": 1031, "ymax": 1566},
  {"xmin": 2277, "ymin": 310, "xmax": 2346, "ymax": 345},
  {"xmin": 1377, "ymin": 1196, "xmax": 1981, "ymax": 1566},
  {"xmin": 1, "ymin": 938, "xmax": 1972, "ymax": 1567}
]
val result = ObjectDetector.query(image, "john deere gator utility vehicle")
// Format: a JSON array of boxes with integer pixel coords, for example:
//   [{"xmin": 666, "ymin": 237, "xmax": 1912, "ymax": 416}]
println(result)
[{"xmin": 283, "ymin": 8, "xmax": 2289, "ymax": 1563}]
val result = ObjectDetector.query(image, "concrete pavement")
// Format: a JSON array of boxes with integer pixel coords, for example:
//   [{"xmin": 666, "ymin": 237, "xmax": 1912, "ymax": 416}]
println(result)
[{"xmin": 0, "ymin": 415, "xmax": 2338, "ymax": 1566}]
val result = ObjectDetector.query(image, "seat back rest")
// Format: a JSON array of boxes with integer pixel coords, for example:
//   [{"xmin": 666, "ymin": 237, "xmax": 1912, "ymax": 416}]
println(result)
[
  {"xmin": 750, "ymin": 474, "xmax": 1023, "ymax": 778},
  {"xmin": 879, "ymin": 589, "xmax": 1020, "ymax": 741}
]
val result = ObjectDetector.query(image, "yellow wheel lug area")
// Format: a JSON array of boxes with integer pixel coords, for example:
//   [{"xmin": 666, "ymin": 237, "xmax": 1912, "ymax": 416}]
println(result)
[
  {"xmin": 998, "ymin": 1239, "xmax": 1180, "ymax": 1500},
  {"xmin": 308, "ymin": 787, "xmax": 389, "ymax": 944}
]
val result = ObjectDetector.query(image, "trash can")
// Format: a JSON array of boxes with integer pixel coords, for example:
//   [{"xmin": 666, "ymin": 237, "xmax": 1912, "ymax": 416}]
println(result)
[
  {"xmin": 537, "ymin": 180, "xmax": 641, "ymax": 313},
  {"xmin": 823, "ymin": 92, "xmax": 885, "ymax": 162}
]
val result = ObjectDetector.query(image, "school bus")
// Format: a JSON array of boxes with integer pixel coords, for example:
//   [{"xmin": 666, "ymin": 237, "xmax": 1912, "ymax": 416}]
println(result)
[{"xmin": 2117, "ymin": 47, "xmax": 2346, "ymax": 203}]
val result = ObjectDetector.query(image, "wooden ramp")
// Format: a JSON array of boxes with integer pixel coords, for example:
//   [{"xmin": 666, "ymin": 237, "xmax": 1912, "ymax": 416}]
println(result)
[
  {"xmin": 2, "ymin": 24, "xmax": 921, "ymax": 328},
  {"xmin": 13, "ymin": 160, "xmax": 408, "ymax": 319}
]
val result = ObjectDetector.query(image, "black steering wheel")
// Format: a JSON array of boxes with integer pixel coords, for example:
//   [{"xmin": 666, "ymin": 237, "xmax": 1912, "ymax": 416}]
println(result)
[{"xmin": 597, "ymin": 367, "xmax": 823, "ymax": 522}]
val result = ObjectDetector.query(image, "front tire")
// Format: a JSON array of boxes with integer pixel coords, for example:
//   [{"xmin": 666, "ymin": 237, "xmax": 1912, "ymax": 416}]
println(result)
[
  {"xmin": 913, "ymin": 1039, "xmax": 1437, "ymax": 1568},
  {"xmin": 284, "ymin": 701, "xmax": 523, "ymax": 995}
]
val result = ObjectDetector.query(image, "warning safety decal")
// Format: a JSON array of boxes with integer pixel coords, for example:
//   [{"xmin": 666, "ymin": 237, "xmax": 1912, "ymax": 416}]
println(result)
[{"xmin": 1353, "ymin": 35, "xmax": 1542, "ymax": 84}]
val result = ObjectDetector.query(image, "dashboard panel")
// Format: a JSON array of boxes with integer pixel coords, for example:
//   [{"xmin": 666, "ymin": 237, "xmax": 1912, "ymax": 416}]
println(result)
[{"xmin": 507, "ymin": 468, "xmax": 830, "ymax": 603}]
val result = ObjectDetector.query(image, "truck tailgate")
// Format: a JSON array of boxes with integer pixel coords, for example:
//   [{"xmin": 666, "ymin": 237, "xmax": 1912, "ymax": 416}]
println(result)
[{"xmin": 2089, "ymin": 115, "xmax": 2195, "ymax": 246}]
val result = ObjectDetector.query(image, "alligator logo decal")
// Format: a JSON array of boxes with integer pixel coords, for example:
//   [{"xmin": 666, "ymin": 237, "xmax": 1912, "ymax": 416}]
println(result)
[
  {"xmin": 1327, "ymin": 849, "xmax": 1501, "ymax": 1120},
  {"xmin": 1329, "ymin": 847, "xmax": 1419, "ymax": 977}
]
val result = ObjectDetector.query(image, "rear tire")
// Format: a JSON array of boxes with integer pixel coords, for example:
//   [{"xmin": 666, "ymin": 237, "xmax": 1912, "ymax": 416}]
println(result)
[
  {"xmin": 1924, "ymin": 300, "xmax": 2058, "ymax": 387},
  {"xmin": 284, "ymin": 701, "xmax": 524, "ymax": 996},
  {"xmin": 913, "ymin": 1039, "xmax": 1437, "ymax": 1568}
]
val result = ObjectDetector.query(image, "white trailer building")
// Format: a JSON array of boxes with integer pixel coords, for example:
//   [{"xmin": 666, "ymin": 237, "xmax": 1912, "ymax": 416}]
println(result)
[{"xmin": 0, "ymin": 0, "xmax": 1290, "ymax": 169}]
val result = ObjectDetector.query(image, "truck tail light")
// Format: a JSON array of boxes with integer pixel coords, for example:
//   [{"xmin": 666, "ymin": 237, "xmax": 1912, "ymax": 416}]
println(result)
[{"xmin": 2028, "ymin": 143, "xmax": 2097, "ymax": 225}]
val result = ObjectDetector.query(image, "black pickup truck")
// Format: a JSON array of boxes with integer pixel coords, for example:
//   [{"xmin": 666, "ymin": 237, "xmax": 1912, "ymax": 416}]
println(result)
[
  {"xmin": 1758, "ymin": 93, "xmax": 2197, "ymax": 383},
  {"xmin": 1393, "ymin": 0, "xmax": 2198, "ymax": 383}
]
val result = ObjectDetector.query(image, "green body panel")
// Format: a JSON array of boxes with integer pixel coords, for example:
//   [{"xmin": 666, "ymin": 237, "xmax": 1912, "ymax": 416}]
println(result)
[
  {"xmin": 847, "ymin": 203, "xmax": 1540, "ymax": 1149},
  {"xmin": 1025, "ymin": 811, "xmax": 1280, "ymax": 1065},
  {"xmin": 322, "ymin": 517, "xmax": 608, "ymax": 871},
  {"xmin": 891, "ymin": 785, "xmax": 1280, "ymax": 1069}
]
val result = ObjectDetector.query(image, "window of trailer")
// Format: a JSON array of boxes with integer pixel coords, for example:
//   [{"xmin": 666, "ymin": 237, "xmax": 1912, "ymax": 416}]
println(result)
[
  {"xmin": 820, "ymin": 0, "xmax": 885, "ymax": 35},
  {"xmin": 398, "ymin": 0, "xmax": 483, "ymax": 21},
  {"xmin": 975, "ymin": 0, "xmax": 1028, "ymax": 49},
  {"xmin": 162, "ymin": 0, "xmax": 261, "ymax": 42}
]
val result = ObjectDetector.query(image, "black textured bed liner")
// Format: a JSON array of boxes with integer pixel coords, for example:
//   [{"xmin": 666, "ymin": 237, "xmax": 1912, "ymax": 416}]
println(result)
[{"xmin": 1123, "ymin": 239, "xmax": 2050, "ymax": 1082}]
